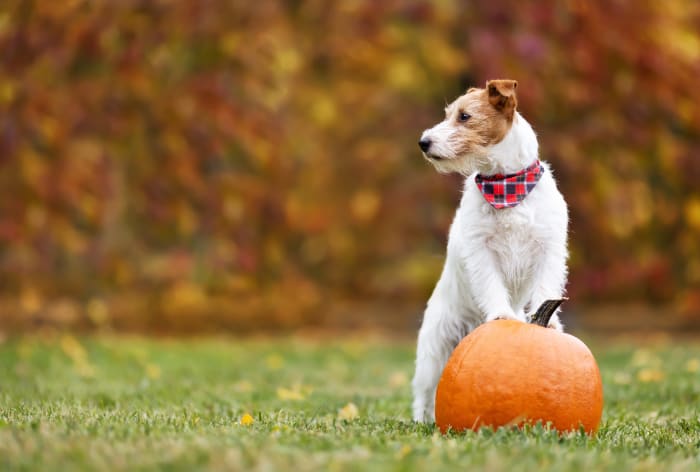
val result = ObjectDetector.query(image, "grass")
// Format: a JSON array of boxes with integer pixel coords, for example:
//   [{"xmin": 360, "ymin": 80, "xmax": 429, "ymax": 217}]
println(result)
[{"xmin": 1, "ymin": 333, "xmax": 700, "ymax": 471}]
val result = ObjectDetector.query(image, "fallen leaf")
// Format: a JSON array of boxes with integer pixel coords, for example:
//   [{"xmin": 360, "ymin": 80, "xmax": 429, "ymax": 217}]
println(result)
[
  {"xmin": 266, "ymin": 354, "xmax": 284, "ymax": 370},
  {"xmin": 337, "ymin": 402, "xmax": 359, "ymax": 420},
  {"xmin": 145, "ymin": 363, "xmax": 161, "ymax": 379},
  {"xmin": 637, "ymin": 368, "xmax": 665, "ymax": 383},
  {"xmin": 395, "ymin": 444, "xmax": 412, "ymax": 459},
  {"xmin": 60, "ymin": 335, "xmax": 87, "ymax": 362},
  {"xmin": 277, "ymin": 386, "xmax": 305, "ymax": 401}
]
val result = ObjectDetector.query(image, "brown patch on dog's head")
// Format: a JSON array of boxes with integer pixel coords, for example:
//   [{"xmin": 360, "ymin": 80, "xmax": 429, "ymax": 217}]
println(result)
[
  {"xmin": 486, "ymin": 79, "xmax": 518, "ymax": 121},
  {"xmin": 445, "ymin": 83, "xmax": 517, "ymax": 157},
  {"xmin": 419, "ymin": 79, "xmax": 521, "ymax": 174}
]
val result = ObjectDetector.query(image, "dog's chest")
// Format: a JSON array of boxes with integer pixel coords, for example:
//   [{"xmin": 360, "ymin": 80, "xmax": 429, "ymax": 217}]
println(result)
[{"xmin": 480, "ymin": 205, "xmax": 542, "ymax": 286}]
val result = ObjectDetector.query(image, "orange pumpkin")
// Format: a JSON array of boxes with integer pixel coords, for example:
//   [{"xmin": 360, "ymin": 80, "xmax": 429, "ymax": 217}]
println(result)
[{"xmin": 435, "ymin": 300, "xmax": 603, "ymax": 434}]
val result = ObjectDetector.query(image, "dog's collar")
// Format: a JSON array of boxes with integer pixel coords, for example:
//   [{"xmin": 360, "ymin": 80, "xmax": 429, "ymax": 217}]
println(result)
[{"xmin": 475, "ymin": 160, "xmax": 544, "ymax": 209}]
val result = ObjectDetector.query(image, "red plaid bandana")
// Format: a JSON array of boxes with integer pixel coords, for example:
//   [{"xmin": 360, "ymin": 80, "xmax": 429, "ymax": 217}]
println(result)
[{"xmin": 475, "ymin": 160, "xmax": 544, "ymax": 209}]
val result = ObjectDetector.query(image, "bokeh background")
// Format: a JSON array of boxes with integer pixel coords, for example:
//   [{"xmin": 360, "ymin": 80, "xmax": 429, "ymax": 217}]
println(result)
[{"xmin": 1, "ymin": 0, "xmax": 699, "ymax": 335}]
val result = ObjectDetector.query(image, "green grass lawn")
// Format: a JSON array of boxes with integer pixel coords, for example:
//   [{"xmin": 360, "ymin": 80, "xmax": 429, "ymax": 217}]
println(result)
[{"xmin": 1, "ymin": 333, "xmax": 700, "ymax": 471}]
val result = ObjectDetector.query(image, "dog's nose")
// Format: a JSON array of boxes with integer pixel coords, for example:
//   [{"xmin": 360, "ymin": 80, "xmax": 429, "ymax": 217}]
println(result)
[{"xmin": 418, "ymin": 138, "xmax": 432, "ymax": 152}]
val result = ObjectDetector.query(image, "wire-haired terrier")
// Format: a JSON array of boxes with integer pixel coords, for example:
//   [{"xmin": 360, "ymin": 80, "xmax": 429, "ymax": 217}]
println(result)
[{"xmin": 412, "ymin": 80, "xmax": 569, "ymax": 423}]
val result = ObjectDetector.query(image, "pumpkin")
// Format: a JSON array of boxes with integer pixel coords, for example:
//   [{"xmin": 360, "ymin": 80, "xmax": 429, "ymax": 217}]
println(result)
[{"xmin": 435, "ymin": 300, "xmax": 603, "ymax": 434}]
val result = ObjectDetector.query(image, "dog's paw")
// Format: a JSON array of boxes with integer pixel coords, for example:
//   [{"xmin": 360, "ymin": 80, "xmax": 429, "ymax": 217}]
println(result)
[{"xmin": 412, "ymin": 405, "xmax": 436, "ymax": 424}]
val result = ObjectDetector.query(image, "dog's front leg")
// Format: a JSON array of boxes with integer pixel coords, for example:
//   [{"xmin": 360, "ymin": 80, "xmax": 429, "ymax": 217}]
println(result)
[
  {"xmin": 463, "ymin": 247, "xmax": 521, "ymax": 323},
  {"xmin": 412, "ymin": 301, "xmax": 466, "ymax": 423}
]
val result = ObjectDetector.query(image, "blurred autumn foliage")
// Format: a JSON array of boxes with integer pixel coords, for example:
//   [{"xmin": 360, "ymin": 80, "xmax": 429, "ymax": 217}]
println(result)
[{"xmin": 1, "ymin": 0, "xmax": 700, "ymax": 333}]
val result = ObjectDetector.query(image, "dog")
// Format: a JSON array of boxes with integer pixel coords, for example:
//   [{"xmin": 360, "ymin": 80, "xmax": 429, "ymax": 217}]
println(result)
[{"xmin": 411, "ymin": 80, "xmax": 569, "ymax": 423}]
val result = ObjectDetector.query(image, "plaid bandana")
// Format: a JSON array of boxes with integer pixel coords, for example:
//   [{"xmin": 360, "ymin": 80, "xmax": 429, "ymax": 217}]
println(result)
[{"xmin": 475, "ymin": 160, "xmax": 544, "ymax": 209}]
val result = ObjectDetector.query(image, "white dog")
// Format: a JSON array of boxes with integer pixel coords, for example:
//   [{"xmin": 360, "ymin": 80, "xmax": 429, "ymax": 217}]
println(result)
[{"xmin": 411, "ymin": 80, "xmax": 569, "ymax": 423}]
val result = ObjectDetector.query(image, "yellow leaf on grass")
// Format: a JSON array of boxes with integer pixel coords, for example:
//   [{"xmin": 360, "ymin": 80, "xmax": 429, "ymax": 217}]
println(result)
[
  {"xmin": 395, "ymin": 444, "xmax": 412, "ymax": 459},
  {"xmin": 145, "ymin": 363, "xmax": 161, "ymax": 379},
  {"xmin": 60, "ymin": 335, "xmax": 88, "ymax": 362},
  {"xmin": 337, "ymin": 402, "xmax": 359, "ymax": 420},
  {"xmin": 637, "ymin": 368, "xmax": 665, "ymax": 383},
  {"xmin": 60, "ymin": 336, "xmax": 97, "ymax": 378},
  {"xmin": 266, "ymin": 354, "xmax": 284, "ymax": 370},
  {"xmin": 276, "ymin": 386, "xmax": 305, "ymax": 401},
  {"xmin": 240, "ymin": 413, "xmax": 254, "ymax": 426}
]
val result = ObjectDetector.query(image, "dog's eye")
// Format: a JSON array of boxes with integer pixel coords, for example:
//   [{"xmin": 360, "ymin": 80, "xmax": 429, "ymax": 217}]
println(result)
[{"xmin": 458, "ymin": 112, "xmax": 471, "ymax": 123}]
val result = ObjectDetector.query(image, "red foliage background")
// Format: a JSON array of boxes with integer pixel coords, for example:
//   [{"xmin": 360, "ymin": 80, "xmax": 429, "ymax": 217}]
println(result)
[{"xmin": 1, "ymin": 1, "xmax": 699, "ymax": 332}]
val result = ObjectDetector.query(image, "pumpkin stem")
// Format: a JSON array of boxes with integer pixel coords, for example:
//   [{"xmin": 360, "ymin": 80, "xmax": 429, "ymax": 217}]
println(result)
[{"xmin": 530, "ymin": 298, "xmax": 568, "ymax": 327}]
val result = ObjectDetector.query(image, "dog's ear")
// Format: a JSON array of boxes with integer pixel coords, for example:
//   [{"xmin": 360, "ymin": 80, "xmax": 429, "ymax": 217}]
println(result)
[{"xmin": 486, "ymin": 79, "xmax": 518, "ymax": 119}]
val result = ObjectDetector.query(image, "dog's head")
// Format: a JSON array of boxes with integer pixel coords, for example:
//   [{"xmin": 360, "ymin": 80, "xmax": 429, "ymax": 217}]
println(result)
[{"xmin": 419, "ymin": 79, "xmax": 519, "ymax": 174}]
